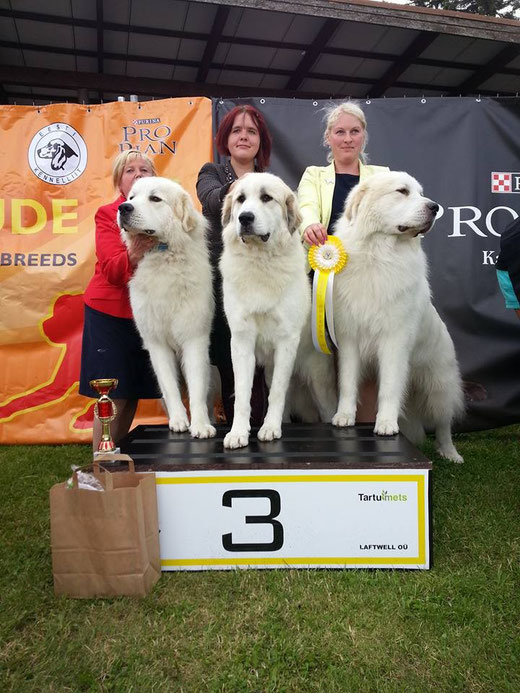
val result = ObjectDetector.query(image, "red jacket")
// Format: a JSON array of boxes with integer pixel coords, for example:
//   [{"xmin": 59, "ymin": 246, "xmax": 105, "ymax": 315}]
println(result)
[{"xmin": 83, "ymin": 195, "xmax": 135, "ymax": 319}]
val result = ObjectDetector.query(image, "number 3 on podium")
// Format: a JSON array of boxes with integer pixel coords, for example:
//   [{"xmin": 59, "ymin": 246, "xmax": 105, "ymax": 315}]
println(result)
[{"xmin": 222, "ymin": 489, "xmax": 284, "ymax": 552}]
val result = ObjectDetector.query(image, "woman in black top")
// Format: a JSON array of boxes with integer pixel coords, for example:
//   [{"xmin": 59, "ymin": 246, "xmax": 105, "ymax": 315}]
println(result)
[{"xmin": 196, "ymin": 105, "xmax": 273, "ymax": 424}]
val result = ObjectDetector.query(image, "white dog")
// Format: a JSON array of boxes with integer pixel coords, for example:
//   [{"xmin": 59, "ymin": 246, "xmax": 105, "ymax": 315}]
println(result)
[
  {"xmin": 118, "ymin": 176, "xmax": 216, "ymax": 439},
  {"xmin": 220, "ymin": 172, "xmax": 336, "ymax": 449},
  {"xmin": 331, "ymin": 171, "xmax": 464, "ymax": 463}
]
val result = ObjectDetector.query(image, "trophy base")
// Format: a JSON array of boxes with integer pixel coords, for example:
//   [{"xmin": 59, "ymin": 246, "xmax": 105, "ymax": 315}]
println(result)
[
  {"xmin": 94, "ymin": 447, "xmax": 121, "ymax": 460},
  {"xmin": 95, "ymin": 442, "xmax": 119, "ymax": 453}
]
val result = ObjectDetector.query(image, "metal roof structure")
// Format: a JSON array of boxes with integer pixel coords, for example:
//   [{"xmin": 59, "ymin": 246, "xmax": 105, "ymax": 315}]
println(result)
[{"xmin": 0, "ymin": 0, "xmax": 519, "ymax": 104}]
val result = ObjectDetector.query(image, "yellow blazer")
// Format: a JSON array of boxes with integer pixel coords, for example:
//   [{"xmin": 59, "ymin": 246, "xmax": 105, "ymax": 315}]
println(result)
[{"xmin": 297, "ymin": 161, "xmax": 389, "ymax": 234}]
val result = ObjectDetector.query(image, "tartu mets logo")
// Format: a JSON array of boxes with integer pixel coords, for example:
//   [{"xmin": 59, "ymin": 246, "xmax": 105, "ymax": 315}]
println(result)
[{"xmin": 28, "ymin": 122, "xmax": 88, "ymax": 185}]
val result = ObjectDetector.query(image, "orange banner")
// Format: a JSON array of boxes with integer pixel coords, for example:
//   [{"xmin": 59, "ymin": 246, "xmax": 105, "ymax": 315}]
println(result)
[{"xmin": 0, "ymin": 97, "xmax": 213, "ymax": 443}]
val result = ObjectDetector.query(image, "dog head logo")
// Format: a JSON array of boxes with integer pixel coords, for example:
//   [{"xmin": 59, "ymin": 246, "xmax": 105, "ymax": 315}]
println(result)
[
  {"xmin": 37, "ymin": 138, "xmax": 77, "ymax": 171},
  {"xmin": 28, "ymin": 122, "xmax": 88, "ymax": 185}
]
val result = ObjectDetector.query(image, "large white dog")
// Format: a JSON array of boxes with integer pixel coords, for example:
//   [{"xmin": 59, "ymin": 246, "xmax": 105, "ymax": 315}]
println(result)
[
  {"xmin": 331, "ymin": 171, "xmax": 464, "ymax": 463},
  {"xmin": 118, "ymin": 176, "xmax": 216, "ymax": 439},
  {"xmin": 220, "ymin": 172, "xmax": 336, "ymax": 449}
]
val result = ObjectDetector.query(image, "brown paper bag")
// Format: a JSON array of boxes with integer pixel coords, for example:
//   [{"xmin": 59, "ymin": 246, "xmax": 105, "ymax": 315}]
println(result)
[{"xmin": 50, "ymin": 454, "xmax": 160, "ymax": 598}]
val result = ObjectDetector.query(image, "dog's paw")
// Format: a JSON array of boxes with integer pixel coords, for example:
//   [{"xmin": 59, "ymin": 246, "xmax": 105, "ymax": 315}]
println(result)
[
  {"xmin": 258, "ymin": 423, "xmax": 282, "ymax": 442},
  {"xmin": 223, "ymin": 431, "xmax": 250, "ymax": 449},
  {"xmin": 374, "ymin": 418, "xmax": 399, "ymax": 436},
  {"xmin": 190, "ymin": 422, "xmax": 217, "ymax": 439},
  {"xmin": 332, "ymin": 411, "xmax": 356, "ymax": 427},
  {"xmin": 438, "ymin": 447, "xmax": 464, "ymax": 464},
  {"xmin": 169, "ymin": 414, "xmax": 190, "ymax": 433}
]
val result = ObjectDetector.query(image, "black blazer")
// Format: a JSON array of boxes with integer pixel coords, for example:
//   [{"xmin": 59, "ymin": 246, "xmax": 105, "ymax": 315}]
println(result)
[{"xmin": 196, "ymin": 161, "xmax": 236, "ymax": 267}]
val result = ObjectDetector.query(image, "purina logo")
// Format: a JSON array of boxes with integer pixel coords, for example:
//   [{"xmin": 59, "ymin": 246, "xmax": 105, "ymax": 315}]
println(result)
[
  {"xmin": 28, "ymin": 122, "xmax": 88, "ymax": 185},
  {"xmin": 491, "ymin": 172, "xmax": 520, "ymax": 194}
]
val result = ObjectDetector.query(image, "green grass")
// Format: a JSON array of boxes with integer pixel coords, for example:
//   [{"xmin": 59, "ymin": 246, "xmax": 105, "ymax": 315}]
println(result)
[{"xmin": 1, "ymin": 427, "xmax": 519, "ymax": 692}]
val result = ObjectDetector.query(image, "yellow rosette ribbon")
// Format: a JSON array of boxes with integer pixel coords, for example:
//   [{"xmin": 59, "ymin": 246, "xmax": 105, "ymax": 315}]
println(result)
[{"xmin": 308, "ymin": 236, "xmax": 348, "ymax": 354}]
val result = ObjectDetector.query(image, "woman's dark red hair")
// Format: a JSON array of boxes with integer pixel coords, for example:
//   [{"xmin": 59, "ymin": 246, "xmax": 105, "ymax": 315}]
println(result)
[{"xmin": 215, "ymin": 105, "xmax": 272, "ymax": 171}]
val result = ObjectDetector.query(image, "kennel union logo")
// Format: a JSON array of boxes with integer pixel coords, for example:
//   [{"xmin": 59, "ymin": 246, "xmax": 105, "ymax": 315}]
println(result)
[
  {"xmin": 28, "ymin": 122, "xmax": 88, "ymax": 185},
  {"xmin": 491, "ymin": 172, "xmax": 520, "ymax": 194}
]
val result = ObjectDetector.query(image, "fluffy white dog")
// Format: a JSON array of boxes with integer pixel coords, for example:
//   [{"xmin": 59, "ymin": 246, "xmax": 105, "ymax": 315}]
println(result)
[
  {"xmin": 331, "ymin": 171, "xmax": 464, "ymax": 463},
  {"xmin": 220, "ymin": 172, "xmax": 336, "ymax": 449},
  {"xmin": 118, "ymin": 176, "xmax": 216, "ymax": 439}
]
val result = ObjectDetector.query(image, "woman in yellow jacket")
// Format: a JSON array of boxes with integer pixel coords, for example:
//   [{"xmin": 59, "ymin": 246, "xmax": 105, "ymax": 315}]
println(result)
[
  {"xmin": 298, "ymin": 101, "xmax": 389, "ymax": 422},
  {"xmin": 298, "ymin": 101, "xmax": 388, "ymax": 246}
]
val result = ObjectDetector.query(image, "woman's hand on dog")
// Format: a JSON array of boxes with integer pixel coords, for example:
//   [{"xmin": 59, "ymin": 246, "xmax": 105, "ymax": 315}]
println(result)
[{"xmin": 128, "ymin": 234, "xmax": 158, "ymax": 266}]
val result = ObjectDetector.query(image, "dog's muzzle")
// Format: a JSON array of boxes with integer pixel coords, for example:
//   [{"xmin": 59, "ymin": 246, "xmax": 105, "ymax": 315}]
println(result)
[
  {"xmin": 118, "ymin": 202, "xmax": 155, "ymax": 235},
  {"xmin": 400, "ymin": 201, "xmax": 440, "ymax": 236},
  {"xmin": 238, "ymin": 211, "xmax": 270, "ymax": 243}
]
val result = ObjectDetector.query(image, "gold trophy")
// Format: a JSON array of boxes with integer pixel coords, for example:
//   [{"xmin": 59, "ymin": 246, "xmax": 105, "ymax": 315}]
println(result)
[{"xmin": 90, "ymin": 378, "xmax": 118, "ymax": 453}]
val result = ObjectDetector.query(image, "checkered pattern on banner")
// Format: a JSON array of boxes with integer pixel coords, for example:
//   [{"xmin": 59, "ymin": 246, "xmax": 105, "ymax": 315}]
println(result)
[{"xmin": 491, "ymin": 172, "xmax": 511, "ymax": 193}]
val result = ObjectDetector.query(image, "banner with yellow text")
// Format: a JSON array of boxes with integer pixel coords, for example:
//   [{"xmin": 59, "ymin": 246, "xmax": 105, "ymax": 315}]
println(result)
[{"xmin": 0, "ymin": 97, "xmax": 212, "ymax": 443}]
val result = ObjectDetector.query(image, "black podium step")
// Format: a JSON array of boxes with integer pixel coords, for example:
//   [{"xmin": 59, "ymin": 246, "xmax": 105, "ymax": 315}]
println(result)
[{"xmin": 119, "ymin": 423, "xmax": 431, "ymax": 471}]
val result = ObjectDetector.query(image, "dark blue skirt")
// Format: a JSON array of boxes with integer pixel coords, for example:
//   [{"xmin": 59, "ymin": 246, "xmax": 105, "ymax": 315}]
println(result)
[{"xmin": 79, "ymin": 305, "xmax": 161, "ymax": 399}]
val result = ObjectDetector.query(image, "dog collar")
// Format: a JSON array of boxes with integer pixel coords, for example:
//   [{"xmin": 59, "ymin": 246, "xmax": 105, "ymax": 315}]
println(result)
[{"xmin": 155, "ymin": 242, "xmax": 169, "ymax": 252}]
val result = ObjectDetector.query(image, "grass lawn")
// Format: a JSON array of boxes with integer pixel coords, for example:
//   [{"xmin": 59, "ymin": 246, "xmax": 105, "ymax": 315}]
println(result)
[{"xmin": 1, "ymin": 426, "xmax": 519, "ymax": 692}]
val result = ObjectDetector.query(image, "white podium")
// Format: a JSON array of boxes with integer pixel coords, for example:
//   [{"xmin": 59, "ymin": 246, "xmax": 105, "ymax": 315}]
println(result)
[{"xmin": 120, "ymin": 424, "xmax": 432, "ymax": 571}]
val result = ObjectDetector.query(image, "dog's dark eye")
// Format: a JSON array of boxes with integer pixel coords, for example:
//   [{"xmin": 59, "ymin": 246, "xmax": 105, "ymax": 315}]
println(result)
[
  {"xmin": 237, "ymin": 194, "xmax": 246, "ymax": 203},
  {"xmin": 261, "ymin": 193, "xmax": 272, "ymax": 203},
  {"xmin": 149, "ymin": 195, "xmax": 162, "ymax": 202},
  {"xmin": 397, "ymin": 188, "xmax": 409, "ymax": 196}
]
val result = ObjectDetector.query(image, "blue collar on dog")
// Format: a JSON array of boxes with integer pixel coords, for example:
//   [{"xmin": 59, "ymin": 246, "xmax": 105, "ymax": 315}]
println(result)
[{"xmin": 155, "ymin": 242, "xmax": 169, "ymax": 252}]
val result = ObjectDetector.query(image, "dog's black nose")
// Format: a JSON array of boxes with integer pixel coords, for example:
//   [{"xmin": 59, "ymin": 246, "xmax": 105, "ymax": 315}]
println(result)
[
  {"xmin": 118, "ymin": 202, "xmax": 134, "ymax": 215},
  {"xmin": 429, "ymin": 202, "xmax": 439, "ymax": 216},
  {"xmin": 238, "ymin": 211, "xmax": 255, "ymax": 227}
]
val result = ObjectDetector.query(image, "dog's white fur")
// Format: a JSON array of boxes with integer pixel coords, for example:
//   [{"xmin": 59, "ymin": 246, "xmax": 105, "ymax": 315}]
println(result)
[
  {"xmin": 332, "ymin": 171, "xmax": 464, "ymax": 462},
  {"xmin": 118, "ymin": 176, "xmax": 216, "ymax": 439},
  {"xmin": 220, "ymin": 172, "xmax": 336, "ymax": 449}
]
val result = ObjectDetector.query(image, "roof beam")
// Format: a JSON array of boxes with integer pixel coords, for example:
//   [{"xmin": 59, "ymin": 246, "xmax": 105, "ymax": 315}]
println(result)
[
  {"xmin": 4, "ymin": 90, "xmax": 82, "ymax": 104},
  {"xmin": 449, "ymin": 43, "xmax": 520, "ymax": 95},
  {"xmin": 1, "ymin": 57, "xmax": 518, "ymax": 100},
  {"xmin": 285, "ymin": 18, "xmax": 340, "ymax": 90},
  {"xmin": 0, "ymin": 40, "xmax": 370, "ymax": 82},
  {"xmin": 370, "ymin": 31, "xmax": 439, "ymax": 97},
  {"xmin": 2, "ymin": 7, "xmax": 519, "ymax": 60},
  {"xmin": 0, "ymin": 64, "xmax": 341, "ymax": 100},
  {"xmin": 191, "ymin": 0, "xmax": 520, "ymax": 43},
  {"xmin": 197, "ymin": 6, "xmax": 230, "ymax": 83},
  {"xmin": 0, "ymin": 8, "xmax": 208, "ymax": 40},
  {"xmin": 2, "ymin": 39, "xmax": 518, "ymax": 100},
  {"xmin": 1, "ymin": 4, "xmax": 518, "ymax": 44},
  {"xmin": 1, "ymin": 67, "xmax": 512, "ymax": 104},
  {"xmin": 2, "ymin": 38, "xmax": 518, "ymax": 81}
]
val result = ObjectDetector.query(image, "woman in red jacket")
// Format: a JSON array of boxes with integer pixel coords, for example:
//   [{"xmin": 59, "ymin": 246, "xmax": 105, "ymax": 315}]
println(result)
[{"xmin": 79, "ymin": 149, "xmax": 161, "ymax": 450}]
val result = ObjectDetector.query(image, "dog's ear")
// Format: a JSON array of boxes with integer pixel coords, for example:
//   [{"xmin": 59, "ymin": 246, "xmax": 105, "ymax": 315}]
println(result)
[
  {"xmin": 176, "ymin": 191, "xmax": 200, "ymax": 233},
  {"xmin": 344, "ymin": 181, "xmax": 368, "ymax": 222},
  {"xmin": 285, "ymin": 190, "xmax": 303, "ymax": 234},
  {"xmin": 221, "ymin": 189, "xmax": 233, "ymax": 228}
]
